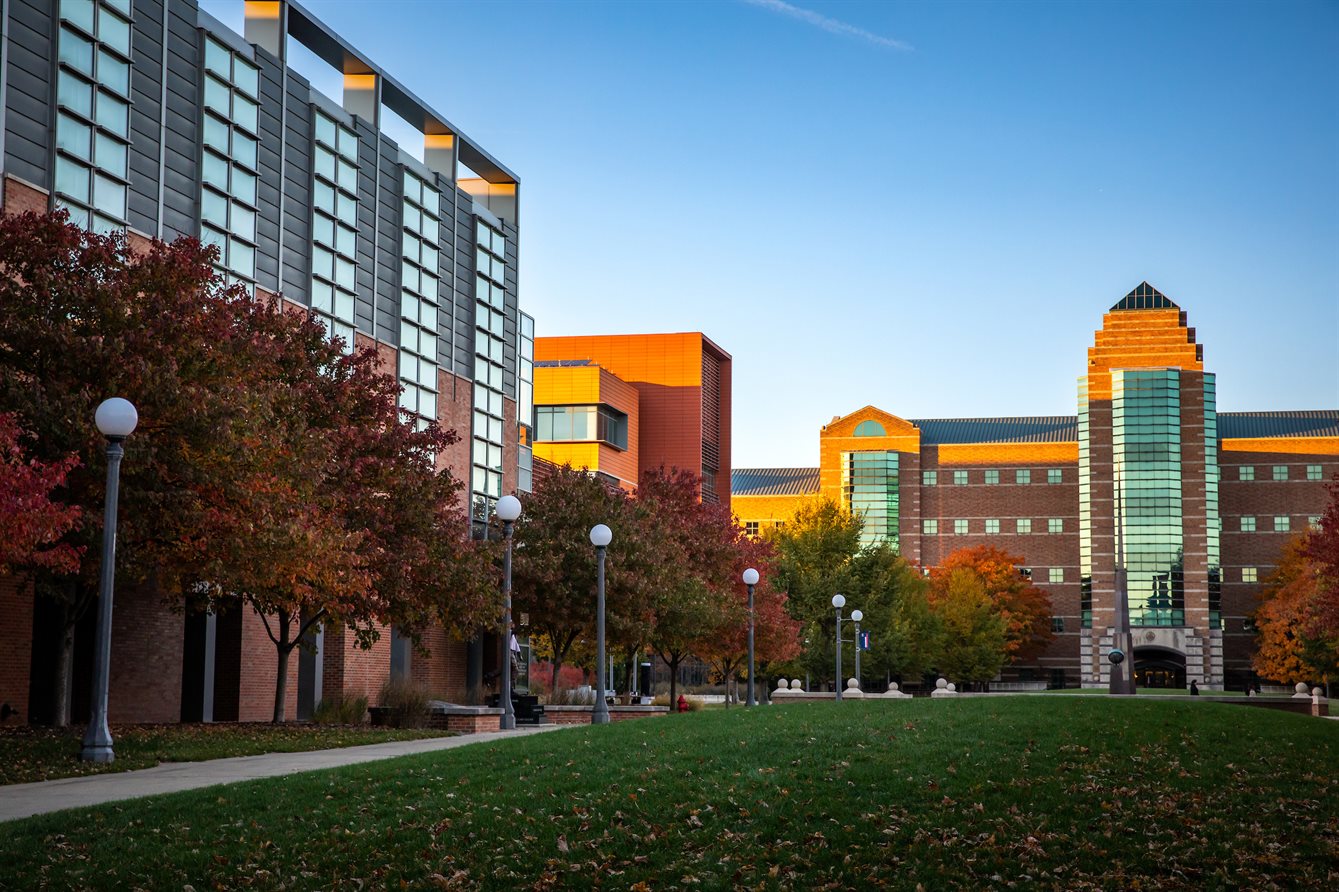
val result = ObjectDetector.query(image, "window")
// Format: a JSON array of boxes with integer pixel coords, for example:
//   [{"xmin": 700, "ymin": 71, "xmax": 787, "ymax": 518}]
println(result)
[
  {"xmin": 535, "ymin": 405, "xmax": 628, "ymax": 449},
  {"xmin": 1048, "ymin": 469, "xmax": 1063, "ymax": 484},
  {"xmin": 853, "ymin": 420, "xmax": 885, "ymax": 437},
  {"xmin": 985, "ymin": 469, "xmax": 999, "ymax": 485},
  {"xmin": 953, "ymin": 470, "xmax": 968, "ymax": 485},
  {"xmin": 310, "ymin": 108, "xmax": 359, "ymax": 352},
  {"xmin": 1016, "ymin": 518, "xmax": 1032, "ymax": 534},
  {"xmin": 398, "ymin": 169, "xmax": 440, "ymax": 424},
  {"xmin": 517, "ymin": 313, "xmax": 534, "ymax": 493},
  {"xmin": 1273, "ymin": 465, "xmax": 1288, "ymax": 482},
  {"xmin": 985, "ymin": 518, "xmax": 1000, "ymax": 535},
  {"xmin": 1017, "ymin": 567, "xmax": 1032, "ymax": 579},
  {"xmin": 1307, "ymin": 464, "xmax": 1323, "ymax": 481},
  {"xmin": 1309, "ymin": 515, "xmax": 1322, "ymax": 530},
  {"xmin": 1051, "ymin": 617, "xmax": 1066, "ymax": 633},
  {"xmin": 1239, "ymin": 516, "xmax": 1256, "ymax": 532},
  {"xmin": 922, "ymin": 519, "xmax": 938, "ymax": 535},
  {"xmin": 922, "ymin": 470, "xmax": 937, "ymax": 486},
  {"xmin": 1274, "ymin": 515, "xmax": 1290, "ymax": 533},
  {"xmin": 1048, "ymin": 518, "xmax": 1064, "ymax": 534},
  {"xmin": 54, "ymin": 0, "xmax": 134, "ymax": 232},
  {"xmin": 744, "ymin": 521, "xmax": 760, "ymax": 537},
  {"xmin": 1015, "ymin": 469, "xmax": 1031, "ymax": 484},
  {"xmin": 954, "ymin": 519, "xmax": 968, "ymax": 535},
  {"xmin": 774, "ymin": 521, "xmax": 786, "ymax": 531},
  {"xmin": 1049, "ymin": 568, "xmax": 1064, "ymax": 584},
  {"xmin": 1241, "ymin": 567, "xmax": 1257, "ymax": 583},
  {"xmin": 1238, "ymin": 466, "xmax": 1254, "ymax": 481}
]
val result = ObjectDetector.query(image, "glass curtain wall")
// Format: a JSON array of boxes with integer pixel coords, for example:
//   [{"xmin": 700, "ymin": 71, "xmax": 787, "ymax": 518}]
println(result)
[
  {"xmin": 54, "ymin": 0, "xmax": 134, "ymax": 233},
  {"xmin": 1113, "ymin": 369, "xmax": 1184, "ymax": 627},
  {"xmin": 517, "ymin": 313, "xmax": 535, "ymax": 493},
  {"xmin": 842, "ymin": 451, "xmax": 899, "ymax": 550},
  {"xmin": 471, "ymin": 220, "xmax": 508, "ymax": 520},
  {"xmin": 398, "ymin": 169, "xmax": 440, "ymax": 427},
  {"xmin": 200, "ymin": 36, "xmax": 260, "ymax": 290},
  {"xmin": 310, "ymin": 110, "xmax": 359, "ymax": 352}
]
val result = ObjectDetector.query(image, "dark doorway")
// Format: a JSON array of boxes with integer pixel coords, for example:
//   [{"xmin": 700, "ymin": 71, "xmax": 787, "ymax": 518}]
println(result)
[{"xmin": 1134, "ymin": 648, "xmax": 1186, "ymax": 689}]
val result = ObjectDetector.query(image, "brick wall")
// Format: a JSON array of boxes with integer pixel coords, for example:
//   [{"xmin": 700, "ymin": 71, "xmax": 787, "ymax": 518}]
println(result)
[
  {"xmin": 323, "ymin": 623, "xmax": 392, "ymax": 706},
  {"xmin": 108, "ymin": 584, "xmax": 183, "ymax": 723},
  {"xmin": 410, "ymin": 627, "xmax": 468, "ymax": 699},
  {"xmin": 0, "ymin": 576, "xmax": 34, "ymax": 723},
  {"xmin": 437, "ymin": 370, "xmax": 474, "ymax": 515},
  {"xmin": 235, "ymin": 608, "xmax": 300, "ymax": 722},
  {"xmin": 2, "ymin": 175, "xmax": 48, "ymax": 216}
]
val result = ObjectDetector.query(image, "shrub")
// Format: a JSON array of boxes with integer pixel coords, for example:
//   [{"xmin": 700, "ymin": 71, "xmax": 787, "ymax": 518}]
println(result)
[
  {"xmin": 378, "ymin": 678, "xmax": 431, "ymax": 728},
  {"xmin": 312, "ymin": 694, "xmax": 368, "ymax": 725},
  {"xmin": 528, "ymin": 661, "xmax": 587, "ymax": 699}
]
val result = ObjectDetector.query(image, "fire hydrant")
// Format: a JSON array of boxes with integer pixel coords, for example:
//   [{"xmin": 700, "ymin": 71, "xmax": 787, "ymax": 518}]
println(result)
[{"xmin": 676, "ymin": 694, "xmax": 689, "ymax": 713}]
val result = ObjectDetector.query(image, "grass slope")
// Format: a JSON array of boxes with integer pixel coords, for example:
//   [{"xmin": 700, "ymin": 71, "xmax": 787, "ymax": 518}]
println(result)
[
  {"xmin": 1, "ymin": 699, "xmax": 1335, "ymax": 890},
  {"xmin": 0, "ymin": 724, "xmax": 452, "ymax": 786}
]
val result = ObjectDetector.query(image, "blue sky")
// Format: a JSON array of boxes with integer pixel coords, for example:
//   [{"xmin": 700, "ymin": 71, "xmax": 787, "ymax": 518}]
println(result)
[{"xmin": 203, "ymin": 0, "xmax": 1338, "ymax": 469}]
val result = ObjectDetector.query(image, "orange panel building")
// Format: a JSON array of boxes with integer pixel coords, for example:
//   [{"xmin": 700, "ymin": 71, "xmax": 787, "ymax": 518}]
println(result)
[{"xmin": 533, "ymin": 333, "xmax": 732, "ymax": 506}]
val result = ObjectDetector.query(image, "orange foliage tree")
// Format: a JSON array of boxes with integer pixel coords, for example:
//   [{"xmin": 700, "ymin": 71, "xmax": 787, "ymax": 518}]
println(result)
[{"xmin": 928, "ymin": 545, "xmax": 1054, "ymax": 664}]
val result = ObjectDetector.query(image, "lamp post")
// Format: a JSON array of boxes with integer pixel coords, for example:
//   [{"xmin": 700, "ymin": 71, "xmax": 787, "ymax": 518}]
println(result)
[
  {"xmin": 742, "ymin": 568, "xmax": 759, "ymax": 707},
  {"xmin": 590, "ymin": 523, "xmax": 612, "ymax": 725},
  {"xmin": 831, "ymin": 593, "xmax": 846, "ymax": 702},
  {"xmin": 81, "ymin": 398, "xmax": 138, "ymax": 763},
  {"xmin": 851, "ymin": 609, "xmax": 864, "ymax": 691},
  {"xmin": 495, "ymin": 495, "xmax": 522, "ymax": 731}
]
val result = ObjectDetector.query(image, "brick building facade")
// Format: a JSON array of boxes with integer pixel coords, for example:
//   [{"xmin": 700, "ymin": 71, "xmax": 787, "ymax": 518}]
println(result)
[
  {"xmin": 732, "ymin": 285, "xmax": 1338, "ymax": 690},
  {"xmin": 0, "ymin": 0, "xmax": 529, "ymax": 724}
]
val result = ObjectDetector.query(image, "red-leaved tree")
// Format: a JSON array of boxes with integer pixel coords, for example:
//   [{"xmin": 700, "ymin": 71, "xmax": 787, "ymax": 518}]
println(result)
[
  {"xmin": 928, "ymin": 545, "xmax": 1054, "ymax": 664},
  {"xmin": 0, "ymin": 414, "xmax": 82, "ymax": 576}
]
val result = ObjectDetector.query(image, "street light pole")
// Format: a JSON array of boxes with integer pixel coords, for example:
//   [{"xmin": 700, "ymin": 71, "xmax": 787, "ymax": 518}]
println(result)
[
  {"xmin": 81, "ymin": 398, "xmax": 138, "ymax": 763},
  {"xmin": 590, "ymin": 523, "xmax": 612, "ymax": 724},
  {"xmin": 831, "ymin": 593, "xmax": 846, "ymax": 702},
  {"xmin": 495, "ymin": 495, "xmax": 522, "ymax": 730},
  {"xmin": 743, "ymin": 568, "xmax": 759, "ymax": 707},
  {"xmin": 851, "ymin": 609, "xmax": 864, "ymax": 691}
]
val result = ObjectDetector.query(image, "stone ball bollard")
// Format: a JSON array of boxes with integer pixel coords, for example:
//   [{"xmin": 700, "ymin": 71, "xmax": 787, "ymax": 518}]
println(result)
[
  {"xmin": 775, "ymin": 678, "xmax": 790, "ymax": 692},
  {"xmin": 790, "ymin": 679, "xmax": 804, "ymax": 691},
  {"xmin": 847, "ymin": 678, "xmax": 860, "ymax": 690},
  {"xmin": 935, "ymin": 678, "xmax": 948, "ymax": 690},
  {"xmin": 1293, "ymin": 682, "xmax": 1311, "ymax": 699},
  {"xmin": 888, "ymin": 682, "xmax": 900, "ymax": 693},
  {"xmin": 947, "ymin": 683, "xmax": 957, "ymax": 693}
]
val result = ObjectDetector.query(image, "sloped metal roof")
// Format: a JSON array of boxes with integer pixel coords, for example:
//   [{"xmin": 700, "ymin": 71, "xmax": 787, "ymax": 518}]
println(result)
[
  {"xmin": 1218, "ymin": 410, "xmax": 1339, "ymax": 439},
  {"xmin": 731, "ymin": 467, "xmax": 821, "ymax": 497},
  {"xmin": 912, "ymin": 416, "xmax": 1079, "ymax": 444}
]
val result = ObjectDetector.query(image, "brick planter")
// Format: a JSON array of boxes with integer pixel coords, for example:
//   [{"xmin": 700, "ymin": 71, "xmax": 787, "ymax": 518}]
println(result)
[
  {"xmin": 369, "ymin": 704, "xmax": 502, "ymax": 733},
  {"xmin": 543, "ymin": 705, "xmax": 670, "ymax": 724}
]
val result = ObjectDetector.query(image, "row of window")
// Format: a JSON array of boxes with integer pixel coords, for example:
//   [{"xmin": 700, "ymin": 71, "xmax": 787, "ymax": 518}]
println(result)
[
  {"xmin": 923, "ymin": 517, "xmax": 1067, "ymax": 535},
  {"xmin": 1234, "ymin": 515, "xmax": 1322, "ymax": 533},
  {"xmin": 1232, "ymin": 464, "xmax": 1325, "ymax": 482},
  {"xmin": 534, "ymin": 404, "xmax": 629, "ymax": 450},
  {"xmin": 471, "ymin": 219, "xmax": 510, "ymax": 520},
  {"xmin": 922, "ymin": 468, "xmax": 1066, "ymax": 486}
]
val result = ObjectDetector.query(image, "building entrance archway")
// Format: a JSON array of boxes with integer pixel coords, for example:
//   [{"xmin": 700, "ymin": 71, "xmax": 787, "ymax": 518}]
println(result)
[{"xmin": 1134, "ymin": 647, "xmax": 1186, "ymax": 689}]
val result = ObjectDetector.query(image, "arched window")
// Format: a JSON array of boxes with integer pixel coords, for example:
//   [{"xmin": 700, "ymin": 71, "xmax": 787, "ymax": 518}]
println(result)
[{"xmin": 853, "ymin": 420, "xmax": 885, "ymax": 437}]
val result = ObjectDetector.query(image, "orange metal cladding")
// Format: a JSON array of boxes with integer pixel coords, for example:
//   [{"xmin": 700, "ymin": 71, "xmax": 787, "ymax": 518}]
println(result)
[
  {"xmin": 531, "ymin": 364, "xmax": 640, "ymax": 490},
  {"xmin": 534, "ymin": 333, "xmax": 730, "ymax": 506},
  {"xmin": 818, "ymin": 407, "xmax": 921, "ymax": 503},
  {"xmin": 1085, "ymin": 308, "xmax": 1202, "ymax": 399}
]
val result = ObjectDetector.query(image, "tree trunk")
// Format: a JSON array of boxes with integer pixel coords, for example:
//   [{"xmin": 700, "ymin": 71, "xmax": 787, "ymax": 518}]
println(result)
[
  {"xmin": 665, "ymin": 653, "xmax": 682, "ymax": 707},
  {"xmin": 53, "ymin": 621, "xmax": 75, "ymax": 727},
  {"xmin": 272, "ymin": 610, "xmax": 292, "ymax": 723}
]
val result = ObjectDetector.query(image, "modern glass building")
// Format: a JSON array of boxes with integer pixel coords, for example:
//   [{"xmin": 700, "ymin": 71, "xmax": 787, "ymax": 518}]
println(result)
[
  {"xmin": 733, "ymin": 284, "xmax": 1338, "ymax": 690},
  {"xmin": 0, "ymin": 0, "xmax": 531, "ymax": 724}
]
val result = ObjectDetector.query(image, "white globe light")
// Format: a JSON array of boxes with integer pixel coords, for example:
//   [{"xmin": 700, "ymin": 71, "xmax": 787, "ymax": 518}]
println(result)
[
  {"xmin": 589, "ymin": 523, "xmax": 612, "ymax": 547},
  {"xmin": 94, "ymin": 398, "xmax": 138, "ymax": 438},
  {"xmin": 831, "ymin": 593, "xmax": 846, "ymax": 609},
  {"xmin": 742, "ymin": 568, "xmax": 759, "ymax": 586},
  {"xmin": 495, "ymin": 494, "xmax": 522, "ymax": 522},
  {"xmin": 851, "ymin": 609, "xmax": 864, "ymax": 622}
]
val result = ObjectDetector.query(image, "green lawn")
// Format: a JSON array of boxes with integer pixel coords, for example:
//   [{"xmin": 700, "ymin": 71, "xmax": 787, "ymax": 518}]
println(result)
[
  {"xmin": 0, "ymin": 723, "xmax": 453, "ymax": 786},
  {"xmin": 2, "ymin": 699, "xmax": 1335, "ymax": 889}
]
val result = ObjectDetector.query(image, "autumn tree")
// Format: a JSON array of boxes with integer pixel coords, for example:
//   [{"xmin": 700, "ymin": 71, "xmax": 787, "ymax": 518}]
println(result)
[
  {"xmin": 638, "ymin": 468, "xmax": 739, "ymax": 706},
  {"xmin": 933, "ymin": 568, "xmax": 1010, "ymax": 685},
  {"xmin": 0, "ymin": 211, "xmax": 489, "ymax": 723},
  {"xmin": 0, "ymin": 414, "xmax": 82, "ymax": 575},
  {"xmin": 511, "ymin": 464, "xmax": 636, "ymax": 695},
  {"xmin": 1301, "ymin": 475, "xmax": 1339, "ymax": 642},
  {"xmin": 1253, "ymin": 506, "xmax": 1339, "ymax": 688},
  {"xmin": 885, "ymin": 584, "xmax": 943, "ymax": 683},
  {"xmin": 929, "ymin": 545, "xmax": 1054, "ymax": 664}
]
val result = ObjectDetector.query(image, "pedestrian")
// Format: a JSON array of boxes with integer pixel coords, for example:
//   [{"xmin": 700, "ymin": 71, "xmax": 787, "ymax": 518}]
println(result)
[{"xmin": 1190, "ymin": 679, "xmax": 1200, "ymax": 696}]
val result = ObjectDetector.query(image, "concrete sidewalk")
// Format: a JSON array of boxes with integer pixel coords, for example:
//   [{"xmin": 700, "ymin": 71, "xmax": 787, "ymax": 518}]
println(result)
[{"xmin": 0, "ymin": 724, "xmax": 566, "ymax": 824}]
